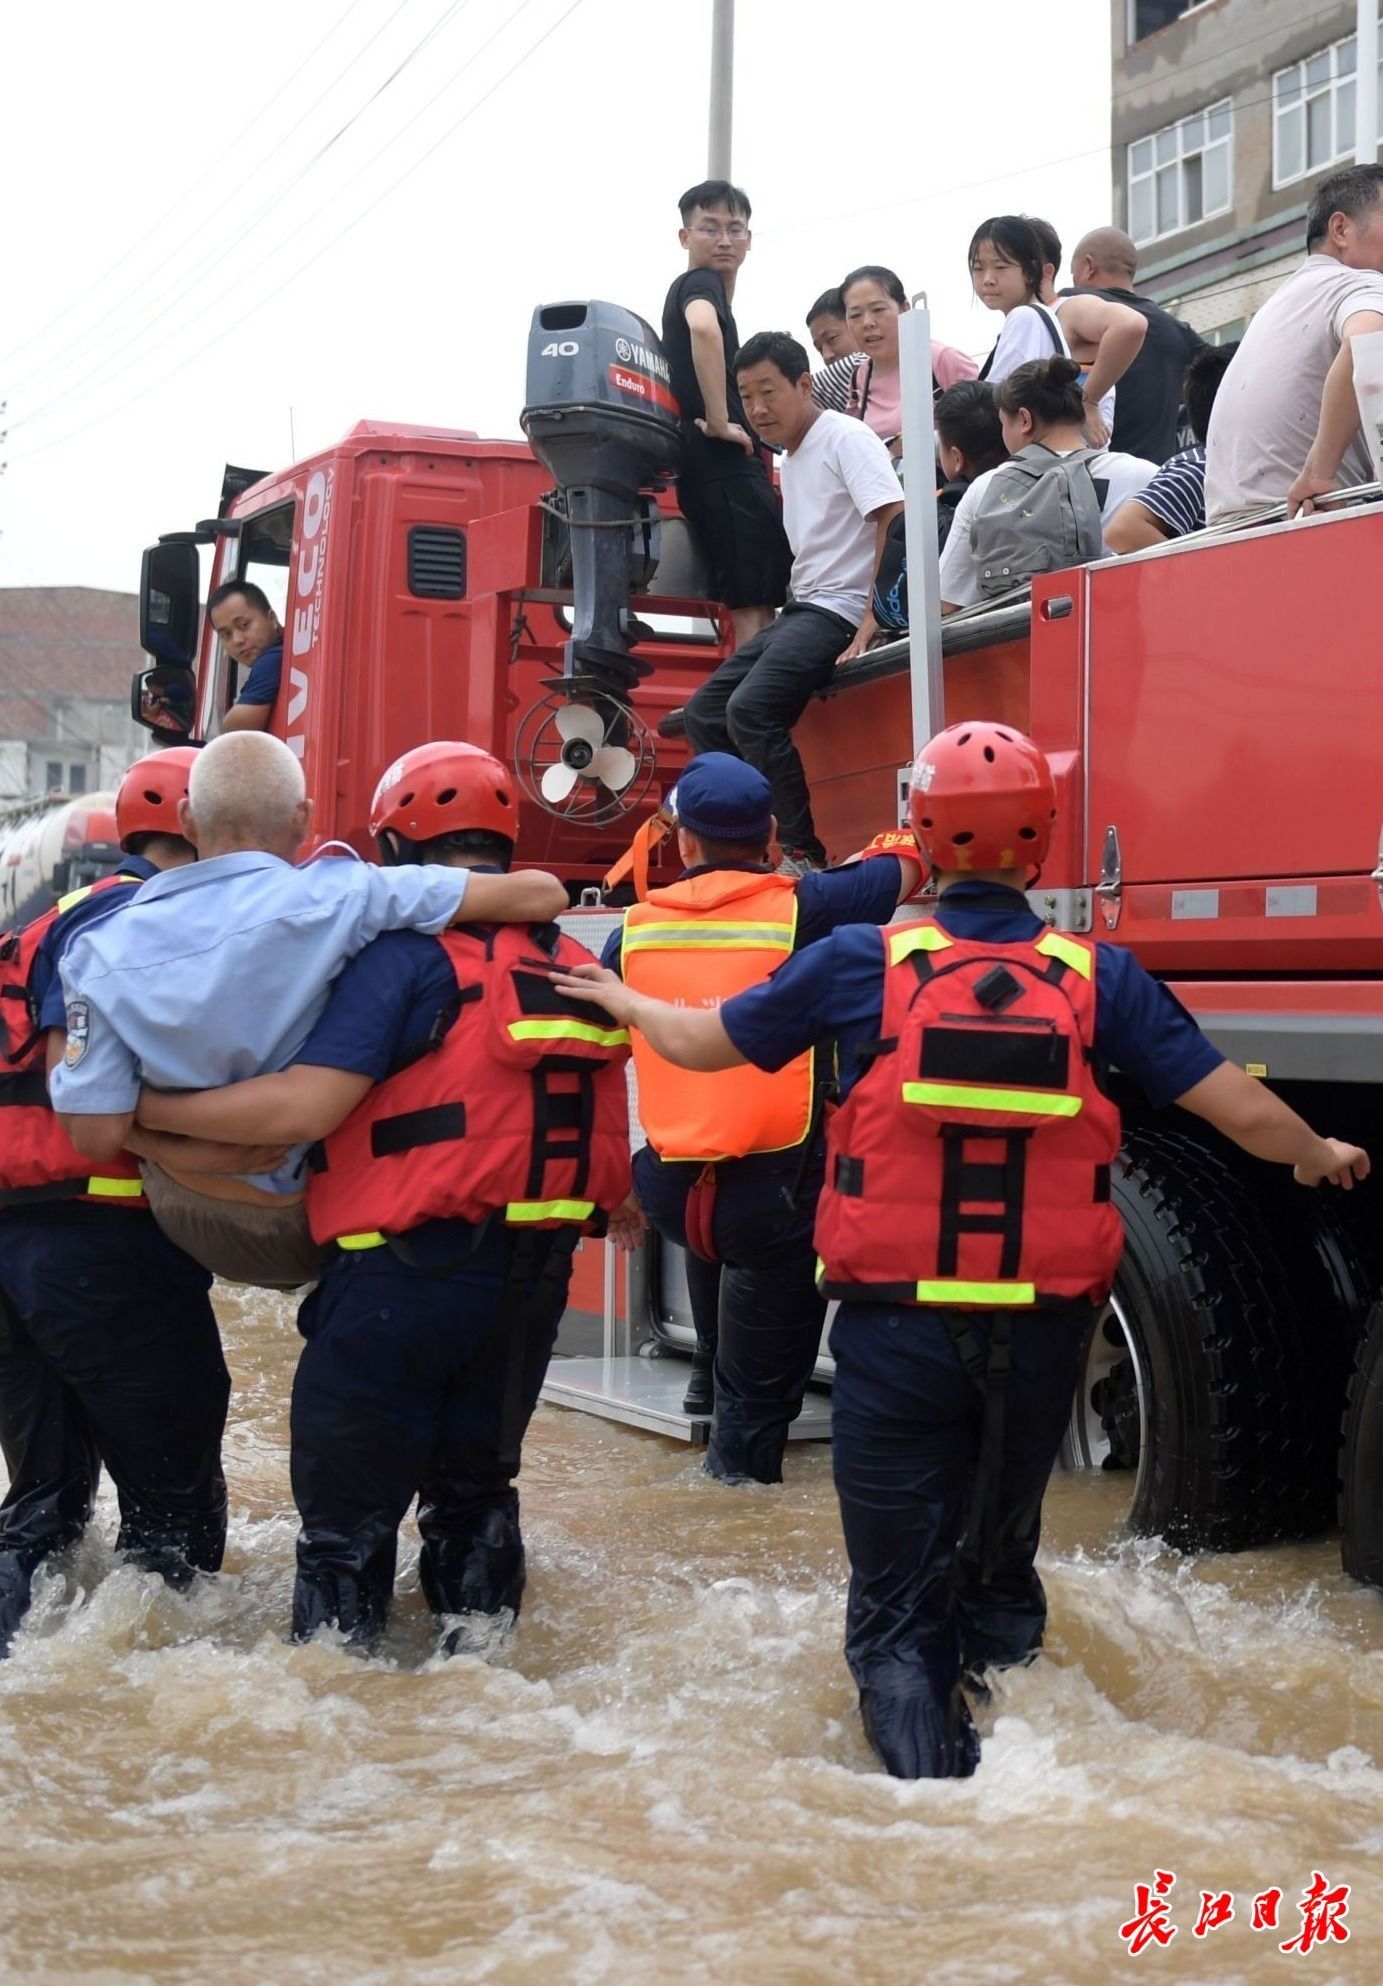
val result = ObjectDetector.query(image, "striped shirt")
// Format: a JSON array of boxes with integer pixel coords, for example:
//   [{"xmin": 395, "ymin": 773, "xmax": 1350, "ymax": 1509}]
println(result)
[{"xmin": 1131, "ymin": 443, "xmax": 1206, "ymax": 539}]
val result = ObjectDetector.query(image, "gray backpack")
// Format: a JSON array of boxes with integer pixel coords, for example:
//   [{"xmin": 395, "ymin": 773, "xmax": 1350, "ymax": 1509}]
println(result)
[{"xmin": 969, "ymin": 444, "xmax": 1107, "ymax": 599}]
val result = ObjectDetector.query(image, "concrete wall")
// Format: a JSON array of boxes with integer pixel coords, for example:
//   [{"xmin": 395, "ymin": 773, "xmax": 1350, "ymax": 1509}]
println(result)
[{"xmin": 1111, "ymin": 0, "xmax": 1358, "ymax": 304}]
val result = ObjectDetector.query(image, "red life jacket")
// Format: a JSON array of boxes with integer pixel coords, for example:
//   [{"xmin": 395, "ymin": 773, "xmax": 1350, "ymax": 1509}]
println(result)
[
  {"xmin": 814, "ymin": 921, "xmax": 1124, "ymax": 1309},
  {"xmin": 0, "ymin": 876, "xmax": 149, "ymax": 1210},
  {"xmin": 307, "ymin": 923, "xmax": 633, "ymax": 1247}
]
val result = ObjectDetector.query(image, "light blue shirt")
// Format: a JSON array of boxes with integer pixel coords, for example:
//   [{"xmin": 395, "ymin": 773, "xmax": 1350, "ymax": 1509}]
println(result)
[{"xmin": 52, "ymin": 851, "xmax": 470, "ymax": 1194}]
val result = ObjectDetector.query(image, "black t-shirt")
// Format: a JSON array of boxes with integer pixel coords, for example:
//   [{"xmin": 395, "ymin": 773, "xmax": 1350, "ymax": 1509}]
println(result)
[
  {"xmin": 661, "ymin": 267, "xmax": 762, "ymax": 486},
  {"xmin": 1061, "ymin": 286, "xmax": 1203, "ymax": 464}
]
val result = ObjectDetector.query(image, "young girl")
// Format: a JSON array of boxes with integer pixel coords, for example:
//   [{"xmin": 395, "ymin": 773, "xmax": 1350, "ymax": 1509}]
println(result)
[
  {"xmin": 968, "ymin": 216, "xmax": 1146, "ymax": 447},
  {"xmin": 937, "ymin": 356, "xmax": 1157, "ymax": 611}
]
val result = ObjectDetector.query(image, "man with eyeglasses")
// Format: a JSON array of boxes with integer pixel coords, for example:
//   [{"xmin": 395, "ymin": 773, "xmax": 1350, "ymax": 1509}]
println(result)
[{"xmin": 661, "ymin": 179, "xmax": 792, "ymax": 651}]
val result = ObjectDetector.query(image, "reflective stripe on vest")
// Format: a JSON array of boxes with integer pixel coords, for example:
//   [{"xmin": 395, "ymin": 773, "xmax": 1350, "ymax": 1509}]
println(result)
[
  {"xmin": 505, "ymin": 1197, "xmax": 595, "ymax": 1224},
  {"xmin": 621, "ymin": 920, "xmax": 797, "ymax": 952},
  {"xmin": 888, "ymin": 923, "xmax": 955, "ymax": 964},
  {"xmin": 902, "ymin": 1080, "xmax": 1084, "ymax": 1118},
  {"xmin": 85, "ymin": 1175, "xmax": 146, "ymax": 1199},
  {"xmin": 507, "ymin": 1018, "xmax": 630, "ymax": 1049},
  {"xmin": 1035, "ymin": 930, "xmax": 1093, "ymax": 979},
  {"xmin": 337, "ymin": 1230, "xmax": 387, "ymax": 1250},
  {"xmin": 815, "ymin": 1258, "xmax": 1038, "ymax": 1307}
]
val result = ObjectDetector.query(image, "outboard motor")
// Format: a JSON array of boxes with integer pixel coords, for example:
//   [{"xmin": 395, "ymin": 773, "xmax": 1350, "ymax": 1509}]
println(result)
[{"xmin": 518, "ymin": 301, "xmax": 683, "ymax": 824}]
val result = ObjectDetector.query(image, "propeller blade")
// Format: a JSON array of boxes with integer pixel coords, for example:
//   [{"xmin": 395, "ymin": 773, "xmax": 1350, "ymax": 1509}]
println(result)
[
  {"xmin": 540, "ymin": 762, "xmax": 581, "ymax": 804},
  {"xmin": 555, "ymin": 702, "xmax": 606, "ymax": 747},
  {"xmin": 591, "ymin": 745, "xmax": 637, "ymax": 792}
]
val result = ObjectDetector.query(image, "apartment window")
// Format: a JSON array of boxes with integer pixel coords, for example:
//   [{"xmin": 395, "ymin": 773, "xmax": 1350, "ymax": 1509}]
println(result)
[
  {"xmin": 68, "ymin": 764, "xmax": 87, "ymax": 795},
  {"xmin": 1274, "ymin": 34, "xmax": 1383, "ymax": 188},
  {"xmin": 1130, "ymin": 1, "xmax": 1211, "ymax": 43},
  {"xmin": 1128, "ymin": 102, "xmax": 1233, "ymax": 246},
  {"xmin": 45, "ymin": 762, "xmax": 62, "ymax": 792}
]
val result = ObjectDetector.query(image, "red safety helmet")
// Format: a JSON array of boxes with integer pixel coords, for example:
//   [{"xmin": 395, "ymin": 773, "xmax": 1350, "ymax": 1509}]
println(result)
[
  {"xmin": 369, "ymin": 741, "xmax": 517, "ymax": 852},
  {"xmin": 906, "ymin": 722, "xmax": 1057, "ymax": 873},
  {"xmin": 114, "ymin": 746, "xmax": 199, "ymax": 851}
]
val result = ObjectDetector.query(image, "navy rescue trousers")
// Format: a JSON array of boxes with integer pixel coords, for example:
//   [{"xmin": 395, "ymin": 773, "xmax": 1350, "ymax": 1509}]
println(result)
[
  {"xmin": 828, "ymin": 1298, "xmax": 1092, "ymax": 1779},
  {"xmin": 289, "ymin": 1221, "xmax": 579, "ymax": 1648},
  {"xmin": 0, "ymin": 1208, "xmax": 228, "ymax": 1655},
  {"xmin": 635, "ymin": 1144, "xmax": 826, "ymax": 1484}
]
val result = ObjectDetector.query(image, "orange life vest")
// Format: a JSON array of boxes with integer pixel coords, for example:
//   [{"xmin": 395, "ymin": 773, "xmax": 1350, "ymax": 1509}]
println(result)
[
  {"xmin": 621, "ymin": 870, "xmax": 815, "ymax": 1162},
  {"xmin": 0, "ymin": 876, "xmax": 149, "ymax": 1210},
  {"xmin": 814, "ymin": 921, "xmax": 1124, "ymax": 1309},
  {"xmin": 306, "ymin": 923, "xmax": 633, "ymax": 1247}
]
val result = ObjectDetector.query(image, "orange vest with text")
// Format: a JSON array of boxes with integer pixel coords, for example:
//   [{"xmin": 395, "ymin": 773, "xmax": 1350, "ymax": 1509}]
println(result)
[{"xmin": 621, "ymin": 871, "xmax": 815, "ymax": 1163}]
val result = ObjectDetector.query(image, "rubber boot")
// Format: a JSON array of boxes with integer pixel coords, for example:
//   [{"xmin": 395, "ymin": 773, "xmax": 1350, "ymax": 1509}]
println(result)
[
  {"xmin": 0, "ymin": 1548, "xmax": 41, "ymax": 1659},
  {"xmin": 859, "ymin": 1681, "xmax": 981, "ymax": 1780},
  {"xmin": 419, "ymin": 1501, "xmax": 527, "ymax": 1655},
  {"xmin": 681, "ymin": 1352, "xmax": 714, "ymax": 1417}
]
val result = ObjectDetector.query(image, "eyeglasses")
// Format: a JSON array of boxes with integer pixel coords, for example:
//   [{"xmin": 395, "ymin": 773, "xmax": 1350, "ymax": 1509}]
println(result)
[{"xmin": 691, "ymin": 222, "xmax": 749, "ymax": 241}]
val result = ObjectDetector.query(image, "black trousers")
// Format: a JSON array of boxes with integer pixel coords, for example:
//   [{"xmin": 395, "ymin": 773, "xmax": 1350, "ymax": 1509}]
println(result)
[
  {"xmin": 635, "ymin": 1145, "xmax": 825, "ymax": 1484},
  {"xmin": 828, "ymin": 1298, "xmax": 1092, "ymax": 1779},
  {"xmin": 683, "ymin": 602, "xmax": 855, "ymax": 862},
  {"xmin": 0, "ymin": 1209, "xmax": 228, "ymax": 1654},
  {"xmin": 289, "ymin": 1223, "xmax": 577, "ymax": 1646}
]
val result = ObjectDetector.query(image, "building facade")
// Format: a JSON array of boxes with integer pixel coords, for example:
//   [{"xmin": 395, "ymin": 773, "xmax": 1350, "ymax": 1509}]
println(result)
[
  {"xmin": 0, "ymin": 588, "xmax": 145, "ymax": 803},
  {"xmin": 1112, "ymin": 0, "xmax": 1376, "ymax": 334}
]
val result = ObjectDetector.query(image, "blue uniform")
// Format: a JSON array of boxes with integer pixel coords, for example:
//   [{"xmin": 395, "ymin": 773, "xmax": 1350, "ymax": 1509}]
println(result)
[
  {"xmin": 716, "ymin": 883, "xmax": 1224, "ymax": 1780},
  {"xmin": 51, "ymin": 850, "xmax": 470, "ymax": 1195},
  {"xmin": 278, "ymin": 923, "xmax": 580, "ymax": 1647},
  {"xmin": 0, "ymin": 866, "xmax": 228, "ymax": 1654},
  {"xmin": 604, "ymin": 856, "xmax": 906, "ymax": 1484},
  {"xmin": 234, "ymin": 641, "xmax": 284, "ymax": 709}
]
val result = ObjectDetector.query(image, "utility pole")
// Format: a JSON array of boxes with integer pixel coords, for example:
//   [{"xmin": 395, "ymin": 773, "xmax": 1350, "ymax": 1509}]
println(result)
[
  {"xmin": 1358, "ymin": 0, "xmax": 1378, "ymax": 164},
  {"xmin": 708, "ymin": 0, "xmax": 734, "ymax": 178}
]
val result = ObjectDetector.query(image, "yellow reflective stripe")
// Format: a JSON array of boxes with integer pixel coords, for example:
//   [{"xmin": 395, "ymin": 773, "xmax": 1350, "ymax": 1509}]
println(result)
[
  {"xmin": 902, "ymin": 1081, "xmax": 1083, "ymax": 1117},
  {"xmin": 621, "ymin": 922, "xmax": 794, "ymax": 950},
  {"xmin": 507, "ymin": 1018, "xmax": 630, "ymax": 1048},
  {"xmin": 57, "ymin": 873, "xmax": 141, "ymax": 914},
  {"xmin": 505, "ymin": 1199, "xmax": 595, "ymax": 1224},
  {"xmin": 1036, "ymin": 931, "xmax": 1093, "ymax": 980},
  {"xmin": 85, "ymin": 1175, "xmax": 144, "ymax": 1198},
  {"xmin": 337, "ymin": 1230, "xmax": 387, "ymax": 1250},
  {"xmin": 915, "ymin": 1279, "xmax": 1037, "ymax": 1306},
  {"xmin": 888, "ymin": 924, "xmax": 954, "ymax": 964}
]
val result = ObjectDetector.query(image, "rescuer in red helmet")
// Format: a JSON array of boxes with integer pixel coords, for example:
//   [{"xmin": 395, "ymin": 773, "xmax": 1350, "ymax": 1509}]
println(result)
[
  {"xmin": 545, "ymin": 718, "xmax": 1370, "ymax": 1779},
  {"xmin": 134, "ymin": 741, "xmax": 635, "ymax": 1653},
  {"xmin": 0, "ymin": 746, "xmax": 246, "ymax": 1653}
]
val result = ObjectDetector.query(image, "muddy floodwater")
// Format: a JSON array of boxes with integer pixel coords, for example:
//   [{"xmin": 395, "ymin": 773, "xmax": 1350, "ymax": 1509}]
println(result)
[{"xmin": 2, "ymin": 1285, "xmax": 1380, "ymax": 1986}]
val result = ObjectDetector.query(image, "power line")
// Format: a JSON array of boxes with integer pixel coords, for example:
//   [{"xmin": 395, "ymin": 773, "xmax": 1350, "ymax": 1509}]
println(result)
[
  {"xmin": 7, "ymin": 0, "xmax": 585, "ymax": 467},
  {"xmin": 0, "ymin": 0, "xmax": 372, "ymax": 377},
  {"xmin": 9, "ymin": 0, "xmax": 472, "ymax": 430}
]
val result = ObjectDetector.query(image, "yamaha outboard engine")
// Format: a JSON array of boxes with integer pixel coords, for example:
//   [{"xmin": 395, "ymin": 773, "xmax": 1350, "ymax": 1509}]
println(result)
[{"xmin": 518, "ymin": 302, "xmax": 683, "ymax": 824}]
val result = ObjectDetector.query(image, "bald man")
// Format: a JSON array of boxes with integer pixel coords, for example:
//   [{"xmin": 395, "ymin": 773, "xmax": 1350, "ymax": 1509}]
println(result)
[
  {"xmin": 1065, "ymin": 227, "xmax": 1204, "ymax": 463},
  {"xmin": 51, "ymin": 732, "xmax": 566, "ymax": 1285}
]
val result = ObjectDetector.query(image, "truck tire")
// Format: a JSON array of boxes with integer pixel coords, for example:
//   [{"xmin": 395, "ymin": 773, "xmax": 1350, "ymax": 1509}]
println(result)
[
  {"xmin": 1089, "ymin": 1127, "xmax": 1340, "ymax": 1550},
  {"xmin": 1341, "ymin": 1302, "xmax": 1383, "ymax": 1588}
]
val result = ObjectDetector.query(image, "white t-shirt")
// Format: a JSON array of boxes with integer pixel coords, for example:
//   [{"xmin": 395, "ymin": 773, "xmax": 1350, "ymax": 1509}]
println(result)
[
  {"xmin": 1205, "ymin": 253, "xmax": 1383, "ymax": 523},
  {"xmin": 779, "ymin": 408, "xmax": 903, "ymax": 623},
  {"xmin": 938, "ymin": 445, "xmax": 1158, "ymax": 609},
  {"xmin": 985, "ymin": 301, "xmax": 1117, "ymax": 432}
]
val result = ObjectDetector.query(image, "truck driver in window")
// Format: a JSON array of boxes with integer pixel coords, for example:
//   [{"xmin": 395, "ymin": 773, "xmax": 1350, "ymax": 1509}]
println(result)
[{"xmin": 212, "ymin": 581, "xmax": 284, "ymax": 733}]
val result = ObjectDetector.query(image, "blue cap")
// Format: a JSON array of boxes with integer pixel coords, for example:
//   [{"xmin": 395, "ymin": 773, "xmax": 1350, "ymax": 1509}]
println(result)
[{"xmin": 671, "ymin": 753, "xmax": 774, "ymax": 842}]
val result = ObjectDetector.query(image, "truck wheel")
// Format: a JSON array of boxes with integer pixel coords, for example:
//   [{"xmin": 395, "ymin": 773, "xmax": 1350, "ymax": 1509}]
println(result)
[
  {"xmin": 1341, "ymin": 1302, "xmax": 1383, "ymax": 1588},
  {"xmin": 1068, "ymin": 1127, "xmax": 1340, "ymax": 1550}
]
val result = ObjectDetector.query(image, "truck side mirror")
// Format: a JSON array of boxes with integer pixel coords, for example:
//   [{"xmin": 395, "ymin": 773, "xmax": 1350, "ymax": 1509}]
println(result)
[
  {"xmin": 140, "ymin": 540, "xmax": 201, "ymax": 666},
  {"xmin": 131, "ymin": 665, "xmax": 196, "ymax": 740}
]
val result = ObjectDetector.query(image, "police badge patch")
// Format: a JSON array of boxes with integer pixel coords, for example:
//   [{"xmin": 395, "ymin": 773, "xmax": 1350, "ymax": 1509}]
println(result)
[{"xmin": 64, "ymin": 1000, "xmax": 90, "ymax": 1068}]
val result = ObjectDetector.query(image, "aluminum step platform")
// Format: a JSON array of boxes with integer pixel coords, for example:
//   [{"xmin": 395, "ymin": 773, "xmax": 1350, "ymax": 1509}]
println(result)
[{"xmin": 542, "ymin": 1352, "xmax": 832, "ymax": 1444}]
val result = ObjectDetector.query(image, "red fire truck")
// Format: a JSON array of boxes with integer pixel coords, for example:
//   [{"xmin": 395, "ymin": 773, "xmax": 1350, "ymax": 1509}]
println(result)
[{"xmin": 129, "ymin": 301, "xmax": 1383, "ymax": 1584}]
